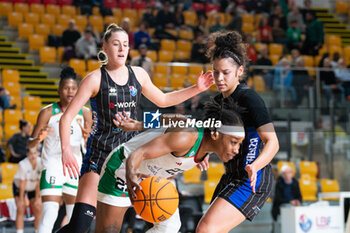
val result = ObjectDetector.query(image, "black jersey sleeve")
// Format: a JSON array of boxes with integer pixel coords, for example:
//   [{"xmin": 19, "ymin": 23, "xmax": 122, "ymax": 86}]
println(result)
[{"xmin": 241, "ymin": 89, "xmax": 272, "ymax": 129}]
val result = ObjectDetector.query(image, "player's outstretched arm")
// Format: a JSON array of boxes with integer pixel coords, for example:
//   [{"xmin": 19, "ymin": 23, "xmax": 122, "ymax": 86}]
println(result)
[
  {"xmin": 133, "ymin": 66, "xmax": 214, "ymax": 108},
  {"xmin": 27, "ymin": 107, "xmax": 52, "ymax": 148}
]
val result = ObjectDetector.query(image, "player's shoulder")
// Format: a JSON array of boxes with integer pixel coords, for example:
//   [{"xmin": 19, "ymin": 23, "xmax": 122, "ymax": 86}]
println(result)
[
  {"xmin": 40, "ymin": 103, "xmax": 54, "ymax": 116},
  {"xmin": 130, "ymin": 65, "xmax": 148, "ymax": 76},
  {"xmin": 83, "ymin": 69, "xmax": 102, "ymax": 83}
]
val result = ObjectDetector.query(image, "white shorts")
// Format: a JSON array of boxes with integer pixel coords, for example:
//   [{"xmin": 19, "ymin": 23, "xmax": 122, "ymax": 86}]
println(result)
[{"xmin": 40, "ymin": 156, "xmax": 82, "ymax": 197}]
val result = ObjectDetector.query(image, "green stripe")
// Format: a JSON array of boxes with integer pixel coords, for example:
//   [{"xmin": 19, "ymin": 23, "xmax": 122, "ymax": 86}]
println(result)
[
  {"xmin": 64, "ymin": 183, "xmax": 78, "ymax": 189},
  {"xmin": 40, "ymin": 170, "xmax": 62, "ymax": 190},
  {"xmin": 98, "ymin": 146, "xmax": 128, "ymax": 197},
  {"xmin": 183, "ymin": 127, "xmax": 204, "ymax": 158},
  {"xmin": 78, "ymin": 109, "xmax": 83, "ymax": 115},
  {"xmin": 52, "ymin": 102, "xmax": 61, "ymax": 114}
]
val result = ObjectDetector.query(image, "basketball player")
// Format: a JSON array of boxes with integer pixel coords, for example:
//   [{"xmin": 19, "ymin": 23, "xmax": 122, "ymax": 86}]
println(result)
[
  {"xmin": 57, "ymin": 23, "xmax": 213, "ymax": 233},
  {"xmin": 13, "ymin": 146, "xmax": 42, "ymax": 233},
  {"xmin": 96, "ymin": 99, "xmax": 245, "ymax": 233},
  {"xmin": 27, "ymin": 67, "xmax": 92, "ymax": 233},
  {"xmin": 195, "ymin": 31, "xmax": 279, "ymax": 233}
]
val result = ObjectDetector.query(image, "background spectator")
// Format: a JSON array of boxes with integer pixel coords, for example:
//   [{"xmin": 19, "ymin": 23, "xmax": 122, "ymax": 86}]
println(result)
[
  {"xmin": 0, "ymin": 87, "xmax": 16, "ymax": 110},
  {"xmin": 292, "ymin": 57, "xmax": 311, "ymax": 106},
  {"xmin": 210, "ymin": 15, "xmax": 225, "ymax": 33},
  {"xmin": 287, "ymin": 6, "xmax": 305, "ymax": 32},
  {"xmin": 121, "ymin": 17, "xmax": 135, "ymax": 49},
  {"xmin": 271, "ymin": 164, "xmax": 302, "ymax": 221},
  {"xmin": 256, "ymin": 46, "xmax": 274, "ymax": 90},
  {"xmin": 270, "ymin": 5, "xmax": 287, "ymax": 30},
  {"xmin": 191, "ymin": 32, "xmax": 209, "ymax": 64},
  {"xmin": 142, "ymin": 5, "xmax": 156, "ymax": 28},
  {"xmin": 130, "ymin": 44, "xmax": 153, "ymax": 77},
  {"xmin": 272, "ymin": 18, "xmax": 286, "ymax": 44},
  {"xmin": 174, "ymin": 4, "xmax": 186, "ymax": 29},
  {"xmin": 134, "ymin": 22, "xmax": 151, "ymax": 49},
  {"xmin": 226, "ymin": 4, "xmax": 242, "ymax": 32},
  {"xmin": 75, "ymin": 29, "xmax": 98, "ymax": 60},
  {"xmin": 334, "ymin": 58, "xmax": 350, "ymax": 98},
  {"xmin": 8, "ymin": 120, "xmax": 31, "ymax": 163},
  {"xmin": 286, "ymin": 20, "xmax": 302, "ymax": 51},
  {"xmin": 245, "ymin": 34, "xmax": 257, "ymax": 64},
  {"xmin": 194, "ymin": 14, "xmax": 209, "ymax": 38},
  {"xmin": 290, "ymin": 48, "xmax": 301, "ymax": 67},
  {"xmin": 274, "ymin": 58, "xmax": 297, "ymax": 106},
  {"xmin": 258, "ymin": 14, "xmax": 273, "ymax": 43},
  {"xmin": 62, "ymin": 20, "xmax": 81, "ymax": 61},
  {"xmin": 303, "ymin": 11, "xmax": 324, "ymax": 55}
]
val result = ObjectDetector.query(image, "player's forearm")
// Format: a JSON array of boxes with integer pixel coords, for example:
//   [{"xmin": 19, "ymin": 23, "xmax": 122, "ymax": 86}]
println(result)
[
  {"xmin": 59, "ymin": 115, "xmax": 73, "ymax": 153},
  {"xmin": 126, "ymin": 150, "xmax": 144, "ymax": 175},
  {"xmin": 160, "ymin": 85, "xmax": 201, "ymax": 107},
  {"xmin": 251, "ymin": 137, "xmax": 279, "ymax": 171},
  {"xmin": 27, "ymin": 137, "xmax": 40, "ymax": 148}
]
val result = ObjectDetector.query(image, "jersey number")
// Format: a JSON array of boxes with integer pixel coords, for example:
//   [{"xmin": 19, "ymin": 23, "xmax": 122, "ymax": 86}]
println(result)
[
  {"xmin": 115, "ymin": 177, "xmax": 127, "ymax": 193},
  {"xmin": 70, "ymin": 126, "xmax": 73, "ymax": 135}
]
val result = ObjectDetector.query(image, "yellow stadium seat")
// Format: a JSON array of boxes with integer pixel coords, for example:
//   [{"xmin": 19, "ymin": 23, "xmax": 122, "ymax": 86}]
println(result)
[
  {"xmin": 40, "ymin": 46, "xmax": 56, "ymax": 63},
  {"xmin": 4, "ymin": 124, "xmax": 19, "ymax": 141},
  {"xmin": 335, "ymin": 1, "xmax": 348, "ymax": 13},
  {"xmin": 179, "ymin": 30, "xmax": 194, "ymax": 40},
  {"xmin": 204, "ymin": 181, "xmax": 218, "ymax": 203},
  {"xmin": 23, "ymin": 96, "xmax": 42, "ymax": 112},
  {"xmin": 4, "ymin": 110, "xmax": 23, "ymax": 126},
  {"xmin": 299, "ymin": 177, "xmax": 317, "ymax": 201},
  {"xmin": 40, "ymin": 13, "xmax": 55, "ymax": 26},
  {"xmin": 153, "ymin": 73, "xmax": 168, "ymax": 89},
  {"xmin": 25, "ymin": 12, "xmax": 39, "ymax": 25},
  {"xmin": 92, "ymin": 6, "xmax": 100, "ymax": 16},
  {"xmin": 112, "ymin": 8, "xmax": 122, "ymax": 18},
  {"xmin": 148, "ymin": 28, "xmax": 155, "ymax": 37},
  {"xmin": 155, "ymin": 64, "xmax": 168, "ymax": 75},
  {"xmin": 172, "ymin": 66, "xmax": 188, "ymax": 75},
  {"xmin": 146, "ymin": 50, "xmax": 157, "ymax": 62},
  {"xmin": 318, "ymin": 46, "xmax": 328, "ymax": 56},
  {"xmin": 269, "ymin": 43, "xmax": 283, "ymax": 56},
  {"xmin": 165, "ymin": 29, "xmax": 178, "ymax": 38},
  {"xmin": 247, "ymin": 76, "xmax": 253, "ymax": 88},
  {"xmin": 9, "ymin": 96, "xmax": 21, "ymax": 110},
  {"xmin": 0, "ymin": 125, "xmax": 3, "ymax": 141},
  {"xmin": 183, "ymin": 166, "xmax": 202, "ymax": 184},
  {"xmin": 225, "ymin": 13, "xmax": 231, "ymax": 25},
  {"xmin": 255, "ymin": 14, "xmax": 263, "ymax": 29},
  {"xmin": 187, "ymin": 74, "xmax": 197, "ymax": 85},
  {"xmin": 18, "ymin": 23, "xmax": 34, "ymax": 39},
  {"xmin": 300, "ymin": 161, "xmax": 318, "ymax": 179},
  {"xmin": 75, "ymin": 15, "xmax": 88, "ymax": 30},
  {"xmin": 69, "ymin": 59, "xmax": 86, "ymax": 77},
  {"xmin": 30, "ymin": 3, "xmax": 45, "ymax": 15},
  {"xmin": 253, "ymin": 75, "xmax": 266, "ymax": 92},
  {"xmin": 207, "ymin": 162, "xmax": 225, "ymax": 182},
  {"xmin": 8, "ymin": 12, "xmax": 23, "ymax": 27},
  {"xmin": 174, "ymin": 51, "xmax": 191, "ymax": 60},
  {"xmin": 241, "ymin": 13, "xmax": 254, "ymax": 24},
  {"xmin": 270, "ymin": 54, "xmax": 280, "ymax": 66},
  {"xmin": 344, "ymin": 46, "xmax": 350, "ymax": 65},
  {"xmin": 329, "ymin": 45, "xmax": 343, "ymax": 56},
  {"xmin": 161, "ymin": 39, "xmax": 176, "ymax": 52},
  {"xmin": 158, "ymin": 51, "xmax": 174, "ymax": 62},
  {"xmin": 3, "ymin": 82, "xmax": 21, "ymax": 97},
  {"xmin": 35, "ymin": 24, "xmax": 51, "ymax": 37},
  {"xmin": 87, "ymin": 59, "xmax": 101, "ymax": 72},
  {"xmin": 205, "ymin": 64, "xmax": 213, "ymax": 72},
  {"xmin": 242, "ymin": 22, "xmax": 254, "ymax": 34},
  {"xmin": 0, "ymin": 2, "xmax": 12, "ymax": 17},
  {"xmin": 24, "ymin": 110, "xmax": 39, "ymax": 126},
  {"xmin": 46, "ymin": 4, "xmax": 60, "ymax": 17},
  {"xmin": 29, "ymin": 34, "xmax": 45, "ymax": 50},
  {"xmin": 277, "ymin": 161, "xmax": 296, "ymax": 176},
  {"xmin": 301, "ymin": 55, "xmax": 314, "ymax": 67},
  {"xmin": 57, "ymin": 14, "xmax": 70, "ymax": 27},
  {"xmin": 104, "ymin": 16, "xmax": 119, "ymax": 26},
  {"xmin": 254, "ymin": 42, "xmax": 267, "ymax": 52},
  {"xmin": 326, "ymin": 34, "xmax": 342, "ymax": 47},
  {"xmin": 170, "ymin": 73, "xmax": 186, "ymax": 89},
  {"xmin": 177, "ymin": 40, "xmax": 192, "ymax": 52},
  {"xmin": 129, "ymin": 49, "xmax": 139, "ymax": 59},
  {"xmin": 183, "ymin": 11, "xmax": 197, "ymax": 27},
  {"xmin": 62, "ymin": 5, "xmax": 76, "ymax": 16},
  {"xmin": 88, "ymin": 15, "xmax": 104, "ymax": 33},
  {"xmin": 189, "ymin": 65, "xmax": 204, "ymax": 75},
  {"xmin": 320, "ymin": 179, "xmax": 340, "ymax": 201},
  {"xmin": 123, "ymin": 9, "xmax": 137, "ymax": 26},
  {"xmin": 0, "ymin": 163, "xmax": 18, "ymax": 184},
  {"xmin": 52, "ymin": 24, "xmax": 64, "ymax": 36},
  {"xmin": 2, "ymin": 70, "xmax": 20, "ymax": 83},
  {"xmin": 0, "ymin": 183, "xmax": 14, "ymax": 200},
  {"xmin": 207, "ymin": 13, "xmax": 225, "ymax": 27},
  {"xmin": 57, "ymin": 46, "xmax": 64, "ymax": 62},
  {"xmin": 14, "ymin": 3, "xmax": 29, "ymax": 14}
]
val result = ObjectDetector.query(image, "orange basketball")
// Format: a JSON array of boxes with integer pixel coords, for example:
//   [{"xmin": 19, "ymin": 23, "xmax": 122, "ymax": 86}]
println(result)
[{"xmin": 132, "ymin": 176, "xmax": 179, "ymax": 223}]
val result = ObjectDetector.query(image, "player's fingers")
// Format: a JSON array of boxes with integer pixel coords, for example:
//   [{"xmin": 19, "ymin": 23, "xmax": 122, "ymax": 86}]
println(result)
[
  {"xmin": 123, "ymin": 111, "xmax": 131, "ymax": 120},
  {"xmin": 66, "ymin": 165, "xmax": 74, "ymax": 179},
  {"xmin": 112, "ymin": 119, "xmax": 120, "ymax": 127},
  {"xmin": 118, "ymin": 112, "xmax": 126, "ymax": 121},
  {"xmin": 196, "ymin": 163, "xmax": 203, "ymax": 171},
  {"xmin": 62, "ymin": 164, "xmax": 66, "ymax": 176}
]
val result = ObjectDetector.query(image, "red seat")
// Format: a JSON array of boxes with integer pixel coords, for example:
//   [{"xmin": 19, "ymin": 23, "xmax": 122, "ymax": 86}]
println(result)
[
  {"xmin": 205, "ymin": 3, "xmax": 220, "ymax": 12},
  {"xmin": 12, "ymin": 0, "xmax": 26, "ymax": 3},
  {"xmin": 104, "ymin": 0, "xmax": 117, "ymax": 8},
  {"xmin": 119, "ymin": 0, "xmax": 132, "ymax": 9},
  {"xmin": 28, "ymin": 0, "xmax": 42, "ymax": 4},
  {"xmin": 58, "ymin": 0, "xmax": 72, "ymax": 5},
  {"xmin": 134, "ymin": 0, "xmax": 146, "ymax": 10},
  {"xmin": 192, "ymin": 2, "xmax": 204, "ymax": 11},
  {"xmin": 43, "ymin": 0, "xmax": 57, "ymax": 5}
]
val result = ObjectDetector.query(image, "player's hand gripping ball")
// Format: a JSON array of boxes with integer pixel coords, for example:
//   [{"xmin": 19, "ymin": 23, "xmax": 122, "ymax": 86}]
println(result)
[{"xmin": 132, "ymin": 176, "xmax": 179, "ymax": 223}]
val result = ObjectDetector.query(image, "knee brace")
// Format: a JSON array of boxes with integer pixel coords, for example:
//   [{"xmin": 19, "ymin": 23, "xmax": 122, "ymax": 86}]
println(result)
[
  {"xmin": 38, "ymin": 201, "xmax": 59, "ymax": 233},
  {"xmin": 65, "ymin": 204, "xmax": 74, "ymax": 221}
]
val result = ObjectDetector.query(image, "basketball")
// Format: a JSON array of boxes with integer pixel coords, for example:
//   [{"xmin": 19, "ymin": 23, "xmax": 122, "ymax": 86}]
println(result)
[{"xmin": 132, "ymin": 176, "xmax": 179, "ymax": 223}]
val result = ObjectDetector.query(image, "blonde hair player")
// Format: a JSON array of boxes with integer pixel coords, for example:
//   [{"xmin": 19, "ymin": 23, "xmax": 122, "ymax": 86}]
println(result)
[
  {"xmin": 57, "ymin": 23, "xmax": 213, "ymax": 233},
  {"xmin": 28, "ymin": 67, "xmax": 92, "ymax": 233}
]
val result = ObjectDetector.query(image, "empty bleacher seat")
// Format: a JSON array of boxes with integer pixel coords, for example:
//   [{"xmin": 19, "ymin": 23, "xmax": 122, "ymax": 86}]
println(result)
[
  {"xmin": 154, "ymin": 64, "xmax": 168, "ymax": 75},
  {"xmin": 24, "ymin": 110, "xmax": 39, "ymax": 126},
  {"xmin": 29, "ymin": 34, "xmax": 45, "ymax": 50},
  {"xmin": 25, "ymin": 12, "xmax": 39, "ymax": 25},
  {"xmin": 57, "ymin": 14, "xmax": 70, "ymax": 27},
  {"xmin": 170, "ymin": 73, "xmax": 185, "ymax": 89},
  {"xmin": 3, "ymin": 82, "xmax": 21, "ymax": 97},
  {"xmin": 0, "ymin": 183, "xmax": 14, "ymax": 200},
  {"xmin": 335, "ymin": 1, "xmax": 348, "ymax": 13},
  {"xmin": 277, "ymin": 161, "xmax": 296, "ymax": 176},
  {"xmin": 87, "ymin": 59, "xmax": 101, "ymax": 72},
  {"xmin": 153, "ymin": 73, "xmax": 168, "ymax": 89},
  {"xmin": 207, "ymin": 162, "xmax": 225, "ymax": 182},
  {"xmin": 14, "ymin": 3, "xmax": 29, "ymax": 14},
  {"xmin": 0, "ymin": 2, "xmax": 12, "ymax": 17},
  {"xmin": 18, "ymin": 23, "xmax": 34, "ymax": 39},
  {"xmin": 8, "ymin": 12, "xmax": 23, "ymax": 27},
  {"xmin": 88, "ymin": 15, "xmax": 104, "ymax": 33},
  {"xmin": 174, "ymin": 51, "xmax": 191, "ymax": 60},
  {"xmin": 204, "ymin": 181, "xmax": 218, "ymax": 203},
  {"xmin": 179, "ymin": 29, "xmax": 194, "ymax": 40},
  {"xmin": 146, "ymin": 50, "xmax": 157, "ymax": 62},
  {"xmin": 4, "ymin": 124, "xmax": 19, "ymax": 141},
  {"xmin": 23, "ymin": 96, "xmax": 42, "ymax": 112},
  {"xmin": 40, "ymin": 46, "xmax": 56, "ymax": 63},
  {"xmin": 52, "ymin": 24, "xmax": 64, "ymax": 36},
  {"xmin": 300, "ymin": 161, "xmax": 318, "ymax": 179},
  {"xmin": 253, "ymin": 75, "xmax": 266, "ymax": 92},
  {"xmin": 35, "ymin": 24, "xmax": 51, "ymax": 37},
  {"xmin": 0, "ymin": 163, "xmax": 18, "ymax": 184},
  {"xmin": 299, "ymin": 176, "xmax": 317, "ymax": 201},
  {"xmin": 30, "ymin": 3, "xmax": 45, "ymax": 15},
  {"xmin": 269, "ymin": 43, "xmax": 283, "ymax": 56},
  {"xmin": 158, "ymin": 51, "xmax": 174, "ymax": 62},
  {"xmin": 183, "ymin": 11, "xmax": 197, "ymax": 27},
  {"xmin": 62, "ymin": 5, "xmax": 76, "ymax": 16},
  {"xmin": 2, "ymin": 69, "xmax": 20, "ymax": 83},
  {"xmin": 183, "ymin": 166, "xmax": 202, "ymax": 184},
  {"xmin": 40, "ymin": 13, "xmax": 56, "ymax": 26},
  {"xmin": 176, "ymin": 40, "xmax": 192, "ymax": 52},
  {"xmin": 45, "ymin": 4, "xmax": 60, "ymax": 17},
  {"xmin": 172, "ymin": 66, "xmax": 188, "ymax": 75},
  {"xmin": 69, "ymin": 59, "xmax": 86, "ymax": 77},
  {"xmin": 320, "ymin": 179, "xmax": 340, "ymax": 201},
  {"xmin": 161, "ymin": 39, "xmax": 176, "ymax": 52}
]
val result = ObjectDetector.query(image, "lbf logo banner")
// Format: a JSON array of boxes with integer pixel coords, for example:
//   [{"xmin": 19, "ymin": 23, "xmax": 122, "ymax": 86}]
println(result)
[{"xmin": 144, "ymin": 110, "xmax": 161, "ymax": 129}]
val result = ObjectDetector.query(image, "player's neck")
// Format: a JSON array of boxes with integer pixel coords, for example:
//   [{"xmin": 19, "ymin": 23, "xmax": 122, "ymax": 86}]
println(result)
[
  {"xmin": 58, "ymin": 101, "xmax": 69, "ymax": 112},
  {"xmin": 198, "ymin": 134, "xmax": 216, "ymax": 157}
]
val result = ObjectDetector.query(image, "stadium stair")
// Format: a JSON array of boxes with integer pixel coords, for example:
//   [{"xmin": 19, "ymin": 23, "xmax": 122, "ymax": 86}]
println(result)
[
  {"xmin": 0, "ymin": 32, "xmax": 59, "ymax": 105},
  {"xmin": 314, "ymin": 8, "xmax": 350, "ymax": 46}
]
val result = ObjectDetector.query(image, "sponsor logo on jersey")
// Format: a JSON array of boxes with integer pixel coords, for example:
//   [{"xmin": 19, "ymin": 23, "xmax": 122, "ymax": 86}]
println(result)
[
  {"xmin": 49, "ymin": 176, "xmax": 56, "ymax": 184},
  {"xmin": 54, "ymin": 108, "xmax": 59, "ymax": 114},
  {"xmin": 129, "ymin": 86, "xmax": 137, "ymax": 96},
  {"xmin": 176, "ymin": 162, "xmax": 182, "ymax": 166},
  {"xmin": 147, "ymin": 164, "xmax": 162, "ymax": 175},
  {"xmin": 109, "ymin": 100, "xmax": 136, "ymax": 109},
  {"xmin": 109, "ymin": 87, "xmax": 117, "ymax": 96}
]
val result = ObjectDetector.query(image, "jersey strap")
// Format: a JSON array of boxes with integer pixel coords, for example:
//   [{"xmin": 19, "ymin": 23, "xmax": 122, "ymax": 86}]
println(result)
[
  {"xmin": 51, "ymin": 102, "xmax": 83, "ymax": 115},
  {"xmin": 183, "ymin": 127, "xmax": 204, "ymax": 158}
]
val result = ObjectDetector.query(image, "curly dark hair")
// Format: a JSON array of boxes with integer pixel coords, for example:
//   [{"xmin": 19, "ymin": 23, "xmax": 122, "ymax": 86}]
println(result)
[{"xmin": 59, "ymin": 66, "xmax": 77, "ymax": 86}]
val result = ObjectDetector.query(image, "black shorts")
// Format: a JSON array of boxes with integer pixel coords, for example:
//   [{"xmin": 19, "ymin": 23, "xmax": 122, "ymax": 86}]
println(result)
[
  {"xmin": 12, "ymin": 182, "xmax": 36, "ymax": 200},
  {"xmin": 81, "ymin": 146, "xmax": 110, "ymax": 176},
  {"xmin": 211, "ymin": 164, "xmax": 273, "ymax": 221}
]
